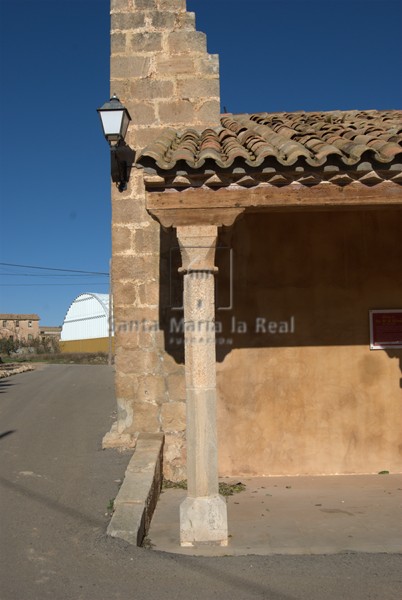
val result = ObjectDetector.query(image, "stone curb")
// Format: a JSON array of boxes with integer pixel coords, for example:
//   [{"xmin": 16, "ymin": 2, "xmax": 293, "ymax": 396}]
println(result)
[
  {"xmin": 107, "ymin": 433, "xmax": 164, "ymax": 546},
  {"xmin": 0, "ymin": 364, "xmax": 35, "ymax": 379}
]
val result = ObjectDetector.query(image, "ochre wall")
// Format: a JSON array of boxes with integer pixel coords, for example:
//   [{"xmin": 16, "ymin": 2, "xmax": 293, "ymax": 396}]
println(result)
[
  {"xmin": 215, "ymin": 209, "xmax": 402, "ymax": 476},
  {"xmin": 60, "ymin": 338, "xmax": 114, "ymax": 353}
]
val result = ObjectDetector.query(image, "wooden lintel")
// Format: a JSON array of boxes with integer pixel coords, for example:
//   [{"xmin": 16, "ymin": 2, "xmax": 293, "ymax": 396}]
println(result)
[{"xmin": 146, "ymin": 181, "xmax": 402, "ymax": 215}]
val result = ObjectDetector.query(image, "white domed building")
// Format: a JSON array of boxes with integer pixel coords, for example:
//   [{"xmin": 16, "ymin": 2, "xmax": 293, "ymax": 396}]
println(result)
[{"xmin": 60, "ymin": 293, "xmax": 113, "ymax": 353}]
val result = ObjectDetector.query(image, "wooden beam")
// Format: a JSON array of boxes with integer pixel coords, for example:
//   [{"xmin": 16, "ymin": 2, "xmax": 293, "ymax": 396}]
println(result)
[{"xmin": 147, "ymin": 181, "xmax": 402, "ymax": 213}]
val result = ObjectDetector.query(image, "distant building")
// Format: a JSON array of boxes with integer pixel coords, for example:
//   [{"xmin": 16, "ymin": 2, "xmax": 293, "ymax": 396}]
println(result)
[
  {"xmin": 0, "ymin": 314, "xmax": 40, "ymax": 342},
  {"xmin": 39, "ymin": 326, "xmax": 62, "ymax": 342},
  {"xmin": 60, "ymin": 293, "xmax": 113, "ymax": 353}
]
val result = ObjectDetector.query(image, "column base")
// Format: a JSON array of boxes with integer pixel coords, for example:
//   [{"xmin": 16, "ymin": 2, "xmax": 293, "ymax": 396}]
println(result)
[{"xmin": 180, "ymin": 495, "xmax": 228, "ymax": 547}]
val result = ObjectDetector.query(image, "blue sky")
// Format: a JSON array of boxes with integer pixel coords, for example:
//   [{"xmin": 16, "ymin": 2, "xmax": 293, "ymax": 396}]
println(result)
[{"xmin": 0, "ymin": 0, "xmax": 401, "ymax": 326}]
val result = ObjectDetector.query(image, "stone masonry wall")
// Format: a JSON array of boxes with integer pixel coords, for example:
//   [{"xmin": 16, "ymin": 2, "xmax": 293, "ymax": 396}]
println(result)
[{"xmin": 106, "ymin": 0, "xmax": 220, "ymax": 480}]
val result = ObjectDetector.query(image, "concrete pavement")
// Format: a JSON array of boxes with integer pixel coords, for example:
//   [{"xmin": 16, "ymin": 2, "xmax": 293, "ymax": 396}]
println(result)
[{"xmin": 148, "ymin": 474, "xmax": 402, "ymax": 556}]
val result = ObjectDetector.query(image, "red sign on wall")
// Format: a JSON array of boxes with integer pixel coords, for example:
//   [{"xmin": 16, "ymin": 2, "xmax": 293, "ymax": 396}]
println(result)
[{"xmin": 369, "ymin": 310, "xmax": 402, "ymax": 350}]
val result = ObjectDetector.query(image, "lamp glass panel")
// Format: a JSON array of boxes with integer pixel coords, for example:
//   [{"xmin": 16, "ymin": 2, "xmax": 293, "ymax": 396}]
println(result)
[
  {"xmin": 100, "ymin": 110, "xmax": 124, "ymax": 136},
  {"xmin": 120, "ymin": 111, "xmax": 130, "ymax": 139}
]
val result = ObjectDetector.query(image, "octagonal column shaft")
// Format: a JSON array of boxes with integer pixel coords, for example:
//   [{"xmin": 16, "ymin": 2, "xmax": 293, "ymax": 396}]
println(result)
[{"xmin": 176, "ymin": 225, "xmax": 228, "ymax": 547}]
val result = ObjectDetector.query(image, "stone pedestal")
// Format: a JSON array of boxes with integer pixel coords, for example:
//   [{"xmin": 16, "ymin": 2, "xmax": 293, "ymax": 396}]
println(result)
[
  {"xmin": 180, "ymin": 496, "xmax": 228, "ymax": 547},
  {"xmin": 177, "ymin": 225, "xmax": 228, "ymax": 546}
]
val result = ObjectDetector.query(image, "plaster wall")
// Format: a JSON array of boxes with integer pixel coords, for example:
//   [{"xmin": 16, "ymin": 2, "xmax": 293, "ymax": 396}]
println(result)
[{"xmin": 215, "ymin": 209, "xmax": 402, "ymax": 476}]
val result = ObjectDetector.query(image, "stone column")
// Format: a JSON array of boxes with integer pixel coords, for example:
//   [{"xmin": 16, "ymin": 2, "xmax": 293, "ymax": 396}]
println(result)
[{"xmin": 176, "ymin": 225, "xmax": 228, "ymax": 547}]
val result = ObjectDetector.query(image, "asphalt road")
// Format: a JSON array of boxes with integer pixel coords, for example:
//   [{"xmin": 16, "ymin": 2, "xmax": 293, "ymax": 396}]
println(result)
[{"xmin": 0, "ymin": 364, "xmax": 401, "ymax": 600}]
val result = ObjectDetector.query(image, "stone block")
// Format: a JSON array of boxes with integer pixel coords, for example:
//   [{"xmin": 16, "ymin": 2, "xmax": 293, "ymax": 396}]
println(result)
[
  {"xmin": 134, "ymin": 127, "xmax": 169, "ymax": 150},
  {"xmin": 137, "ymin": 374, "xmax": 167, "ymax": 404},
  {"xmin": 113, "ymin": 305, "xmax": 159, "ymax": 326},
  {"xmin": 196, "ymin": 99, "xmax": 221, "ymax": 126},
  {"xmin": 175, "ymin": 11, "xmax": 196, "ymax": 30},
  {"xmin": 155, "ymin": 55, "xmax": 195, "ymax": 76},
  {"xmin": 135, "ymin": 0, "xmax": 157, "ymax": 8},
  {"xmin": 115, "ymin": 371, "xmax": 140, "ymax": 398},
  {"xmin": 153, "ymin": 329, "xmax": 166, "ymax": 351},
  {"xmin": 111, "ymin": 55, "xmax": 151, "ymax": 78},
  {"xmin": 109, "ymin": 80, "xmax": 130, "ymax": 104},
  {"xmin": 116, "ymin": 327, "xmax": 158, "ymax": 350},
  {"xmin": 116, "ymin": 347, "xmax": 160, "ymax": 375},
  {"xmin": 107, "ymin": 503, "xmax": 146, "ymax": 547},
  {"xmin": 163, "ymin": 432, "xmax": 187, "ymax": 481},
  {"xmin": 150, "ymin": 11, "xmax": 176, "ymax": 30},
  {"xmin": 126, "ymin": 434, "xmax": 164, "ymax": 472},
  {"xmin": 157, "ymin": 0, "xmax": 186, "ymax": 11},
  {"xmin": 116, "ymin": 396, "xmax": 134, "ymax": 430},
  {"xmin": 161, "ymin": 401, "xmax": 186, "ymax": 431},
  {"xmin": 125, "ymin": 102, "xmax": 156, "ymax": 126},
  {"xmin": 130, "ymin": 401, "xmax": 161, "ymax": 432},
  {"xmin": 111, "ymin": 0, "xmax": 131, "ymax": 11},
  {"xmin": 115, "ymin": 326, "xmax": 139, "ymax": 347},
  {"xmin": 112, "ymin": 225, "xmax": 132, "ymax": 254},
  {"xmin": 111, "ymin": 12, "xmax": 145, "ymax": 31},
  {"xmin": 130, "ymin": 79, "xmax": 174, "ymax": 101},
  {"xmin": 167, "ymin": 371, "xmax": 186, "ymax": 401},
  {"xmin": 111, "ymin": 175, "xmax": 142, "ymax": 202},
  {"xmin": 177, "ymin": 77, "xmax": 220, "ymax": 99},
  {"xmin": 111, "ymin": 32, "xmax": 127, "ymax": 54},
  {"xmin": 137, "ymin": 280, "xmax": 160, "ymax": 307},
  {"xmin": 196, "ymin": 54, "xmax": 220, "ymax": 76},
  {"xmin": 138, "ymin": 330, "xmax": 160, "ymax": 350},
  {"xmin": 158, "ymin": 99, "xmax": 195, "ymax": 125},
  {"xmin": 125, "ymin": 168, "xmax": 147, "ymax": 193},
  {"xmin": 107, "ymin": 433, "xmax": 163, "ymax": 546},
  {"xmin": 130, "ymin": 31, "xmax": 163, "ymax": 53},
  {"xmin": 113, "ymin": 255, "xmax": 136, "ymax": 282},
  {"xmin": 133, "ymin": 226, "xmax": 160, "ymax": 254},
  {"xmin": 113, "ymin": 280, "xmax": 137, "ymax": 306},
  {"xmin": 113, "ymin": 254, "xmax": 160, "ymax": 283},
  {"xmin": 167, "ymin": 30, "xmax": 207, "ymax": 54},
  {"xmin": 115, "ymin": 469, "xmax": 154, "ymax": 504},
  {"xmin": 112, "ymin": 197, "xmax": 150, "ymax": 226},
  {"xmin": 102, "ymin": 428, "xmax": 136, "ymax": 449},
  {"xmin": 162, "ymin": 353, "xmax": 184, "ymax": 375}
]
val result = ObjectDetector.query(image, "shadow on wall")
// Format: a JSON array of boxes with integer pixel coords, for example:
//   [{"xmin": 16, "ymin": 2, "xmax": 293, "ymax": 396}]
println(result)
[
  {"xmin": 157, "ymin": 208, "xmax": 402, "ymax": 476},
  {"xmin": 159, "ymin": 226, "xmax": 185, "ymax": 365},
  {"xmin": 159, "ymin": 208, "xmax": 402, "ymax": 362},
  {"xmin": 385, "ymin": 349, "xmax": 402, "ymax": 387}
]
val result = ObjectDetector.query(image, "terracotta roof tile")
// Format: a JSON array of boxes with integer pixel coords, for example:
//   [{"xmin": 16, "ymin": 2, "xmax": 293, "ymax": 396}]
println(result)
[{"xmin": 138, "ymin": 110, "xmax": 402, "ymax": 171}]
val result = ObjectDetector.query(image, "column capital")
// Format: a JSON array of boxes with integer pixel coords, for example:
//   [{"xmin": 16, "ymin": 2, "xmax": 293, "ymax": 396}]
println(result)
[
  {"xmin": 146, "ymin": 207, "xmax": 245, "ymax": 229},
  {"xmin": 177, "ymin": 225, "xmax": 218, "ymax": 273}
]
